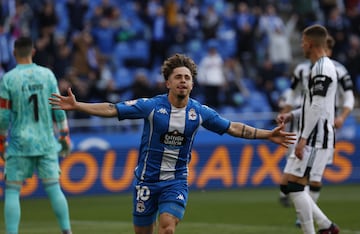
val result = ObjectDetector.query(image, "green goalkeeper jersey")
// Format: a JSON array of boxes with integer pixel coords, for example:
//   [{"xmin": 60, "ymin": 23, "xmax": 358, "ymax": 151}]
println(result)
[{"xmin": 0, "ymin": 63, "xmax": 67, "ymax": 156}]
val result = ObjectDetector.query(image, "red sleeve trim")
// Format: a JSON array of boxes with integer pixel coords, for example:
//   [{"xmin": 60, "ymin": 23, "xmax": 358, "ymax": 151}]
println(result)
[{"xmin": 0, "ymin": 98, "xmax": 11, "ymax": 109}]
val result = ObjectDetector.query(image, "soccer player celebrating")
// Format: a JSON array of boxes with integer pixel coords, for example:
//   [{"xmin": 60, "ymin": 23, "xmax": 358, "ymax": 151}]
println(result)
[
  {"xmin": 50, "ymin": 53, "xmax": 296, "ymax": 234},
  {"xmin": 0, "ymin": 37, "xmax": 72, "ymax": 234},
  {"xmin": 277, "ymin": 25, "xmax": 340, "ymax": 234}
]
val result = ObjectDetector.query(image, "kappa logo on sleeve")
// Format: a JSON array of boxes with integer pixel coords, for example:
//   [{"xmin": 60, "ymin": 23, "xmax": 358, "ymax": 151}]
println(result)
[
  {"xmin": 125, "ymin": 100, "xmax": 137, "ymax": 106},
  {"xmin": 157, "ymin": 108, "xmax": 168, "ymax": 115}
]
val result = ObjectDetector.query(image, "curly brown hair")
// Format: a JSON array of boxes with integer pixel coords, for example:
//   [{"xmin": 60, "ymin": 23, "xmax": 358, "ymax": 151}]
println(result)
[{"xmin": 161, "ymin": 54, "xmax": 197, "ymax": 81}]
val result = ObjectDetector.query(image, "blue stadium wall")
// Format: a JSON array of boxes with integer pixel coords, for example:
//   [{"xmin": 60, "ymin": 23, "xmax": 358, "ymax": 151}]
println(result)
[{"xmin": 0, "ymin": 127, "xmax": 359, "ymax": 198}]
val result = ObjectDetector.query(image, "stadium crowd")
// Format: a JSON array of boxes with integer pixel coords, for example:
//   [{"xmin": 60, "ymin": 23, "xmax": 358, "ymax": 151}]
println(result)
[{"xmin": 0, "ymin": 0, "xmax": 359, "ymax": 121}]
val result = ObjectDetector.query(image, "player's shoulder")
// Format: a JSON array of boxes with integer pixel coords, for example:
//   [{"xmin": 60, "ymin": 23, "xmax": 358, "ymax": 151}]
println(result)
[
  {"xmin": 314, "ymin": 56, "xmax": 335, "ymax": 71},
  {"xmin": 331, "ymin": 59, "xmax": 348, "ymax": 73},
  {"xmin": 2, "ymin": 66, "xmax": 18, "ymax": 78},
  {"xmin": 126, "ymin": 94, "xmax": 166, "ymax": 108},
  {"xmin": 189, "ymin": 98, "xmax": 218, "ymax": 115},
  {"xmin": 188, "ymin": 97, "xmax": 205, "ymax": 109},
  {"xmin": 151, "ymin": 94, "xmax": 168, "ymax": 104},
  {"xmin": 33, "ymin": 63, "xmax": 54, "ymax": 75},
  {"xmin": 320, "ymin": 56, "xmax": 334, "ymax": 65},
  {"xmin": 1, "ymin": 67, "xmax": 18, "ymax": 85}
]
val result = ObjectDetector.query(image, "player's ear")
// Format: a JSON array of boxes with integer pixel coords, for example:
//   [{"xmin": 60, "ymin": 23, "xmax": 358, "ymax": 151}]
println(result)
[{"xmin": 31, "ymin": 48, "xmax": 36, "ymax": 57}]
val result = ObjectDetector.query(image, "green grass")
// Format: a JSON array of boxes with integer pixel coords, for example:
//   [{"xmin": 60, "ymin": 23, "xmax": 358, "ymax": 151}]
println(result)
[{"xmin": 1, "ymin": 184, "xmax": 359, "ymax": 233}]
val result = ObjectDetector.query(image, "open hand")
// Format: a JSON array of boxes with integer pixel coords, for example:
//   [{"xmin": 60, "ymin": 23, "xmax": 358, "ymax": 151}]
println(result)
[
  {"xmin": 49, "ymin": 87, "xmax": 77, "ymax": 110},
  {"xmin": 269, "ymin": 123, "xmax": 297, "ymax": 148}
]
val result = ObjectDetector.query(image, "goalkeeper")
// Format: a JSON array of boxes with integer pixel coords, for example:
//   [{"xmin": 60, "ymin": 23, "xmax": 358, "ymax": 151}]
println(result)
[{"xmin": 0, "ymin": 36, "xmax": 72, "ymax": 234}]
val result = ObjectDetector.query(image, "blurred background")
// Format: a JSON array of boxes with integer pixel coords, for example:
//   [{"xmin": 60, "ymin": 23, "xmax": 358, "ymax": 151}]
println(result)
[{"xmin": 0, "ymin": 0, "xmax": 359, "ymax": 197}]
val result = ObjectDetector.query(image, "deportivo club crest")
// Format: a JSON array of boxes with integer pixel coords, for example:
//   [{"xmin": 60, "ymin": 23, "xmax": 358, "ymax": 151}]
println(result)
[
  {"xmin": 188, "ymin": 108, "xmax": 197, "ymax": 120},
  {"xmin": 136, "ymin": 200, "xmax": 146, "ymax": 213}
]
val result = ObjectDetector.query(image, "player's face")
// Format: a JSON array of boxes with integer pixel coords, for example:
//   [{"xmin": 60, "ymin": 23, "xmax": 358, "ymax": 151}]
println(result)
[
  {"xmin": 166, "ymin": 66, "xmax": 194, "ymax": 99},
  {"xmin": 301, "ymin": 35, "xmax": 312, "ymax": 59}
]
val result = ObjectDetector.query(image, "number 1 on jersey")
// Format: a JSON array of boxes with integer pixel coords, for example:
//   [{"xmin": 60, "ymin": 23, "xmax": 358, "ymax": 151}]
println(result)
[{"xmin": 29, "ymin": 94, "xmax": 39, "ymax": 121}]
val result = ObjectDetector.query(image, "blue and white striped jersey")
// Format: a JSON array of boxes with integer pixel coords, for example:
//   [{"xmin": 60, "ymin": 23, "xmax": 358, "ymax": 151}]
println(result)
[{"xmin": 115, "ymin": 94, "xmax": 231, "ymax": 182}]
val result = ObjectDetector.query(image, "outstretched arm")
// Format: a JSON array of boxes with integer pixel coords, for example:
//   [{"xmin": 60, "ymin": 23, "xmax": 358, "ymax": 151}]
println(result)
[
  {"xmin": 226, "ymin": 122, "xmax": 296, "ymax": 148},
  {"xmin": 49, "ymin": 87, "xmax": 118, "ymax": 118}
]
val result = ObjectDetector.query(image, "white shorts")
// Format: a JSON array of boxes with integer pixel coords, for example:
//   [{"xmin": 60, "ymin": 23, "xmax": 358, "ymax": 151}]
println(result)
[{"xmin": 284, "ymin": 146, "xmax": 334, "ymax": 182}]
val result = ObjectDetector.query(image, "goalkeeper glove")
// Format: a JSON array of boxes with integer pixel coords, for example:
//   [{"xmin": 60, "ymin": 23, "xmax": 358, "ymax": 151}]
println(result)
[{"xmin": 58, "ymin": 130, "xmax": 71, "ymax": 157}]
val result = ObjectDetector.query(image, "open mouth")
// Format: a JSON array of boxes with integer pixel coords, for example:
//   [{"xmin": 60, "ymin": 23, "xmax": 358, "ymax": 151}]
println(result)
[{"xmin": 178, "ymin": 84, "xmax": 188, "ymax": 89}]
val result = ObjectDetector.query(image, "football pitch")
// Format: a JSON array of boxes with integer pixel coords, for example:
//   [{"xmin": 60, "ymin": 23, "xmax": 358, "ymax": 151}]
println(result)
[{"xmin": 1, "ymin": 184, "xmax": 359, "ymax": 234}]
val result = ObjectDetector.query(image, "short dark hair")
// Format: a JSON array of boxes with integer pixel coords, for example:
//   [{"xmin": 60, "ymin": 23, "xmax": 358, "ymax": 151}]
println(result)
[
  {"xmin": 161, "ymin": 54, "xmax": 197, "ymax": 81},
  {"xmin": 14, "ymin": 36, "xmax": 33, "ymax": 57},
  {"xmin": 303, "ymin": 24, "xmax": 328, "ymax": 47}
]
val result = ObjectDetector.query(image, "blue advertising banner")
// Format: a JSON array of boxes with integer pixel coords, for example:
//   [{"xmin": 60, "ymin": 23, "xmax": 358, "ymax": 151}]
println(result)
[{"xmin": 0, "ymin": 127, "xmax": 359, "ymax": 198}]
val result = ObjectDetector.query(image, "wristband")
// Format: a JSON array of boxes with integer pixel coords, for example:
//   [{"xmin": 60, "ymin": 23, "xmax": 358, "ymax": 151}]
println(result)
[
  {"xmin": 0, "ymin": 135, "xmax": 6, "ymax": 152},
  {"xmin": 59, "ymin": 129, "xmax": 69, "ymax": 138},
  {"xmin": 0, "ymin": 135, "xmax": 5, "ymax": 142}
]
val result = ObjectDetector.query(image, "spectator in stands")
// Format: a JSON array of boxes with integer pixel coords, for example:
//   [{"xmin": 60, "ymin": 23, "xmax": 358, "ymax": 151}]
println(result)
[
  {"xmin": 36, "ymin": 1, "xmax": 58, "ymax": 37},
  {"xmin": 97, "ymin": 0, "xmax": 117, "ymax": 19},
  {"xmin": 146, "ymin": 5, "xmax": 169, "ymax": 69},
  {"xmin": 0, "ymin": 19, "xmax": 13, "ymax": 72},
  {"xmin": 87, "ymin": 58, "xmax": 118, "ymax": 103},
  {"xmin": 164, "ymin": 0, "xmax": 179, "ymax": 30},
  {"xmin": 197, "ymin": 42, "xmax": 226, "ymax": 108},
  {"xmin": 33, "ymin": 31, "xmax": 56, "ymax": 69},
  {"xmin": 291, "ymin": 0, "xmax": 319, "ymax": 30},
  {"xmin": 325, "ymin": 6, "xmax": 351, "ymax": 63},
  {"xmin": 60, "ymin": 67, "xmax": 91, "ymax": 120},
  {"xmin": 0, "ymin": 0, "xmax": 15, "ymax": 21},
  {"xmin": 345, "ymin": 34, "xmax": 360, "ymax": 101},
  {"xmin": 223, "ymin": 56, "xmax": 249, "ymax": 107},
  {"xmin": 171, "ymin": 14, "xmax": 191, "ymax": 52},
  {"xmin": 180, "ymin": 0, "xmax": 201, "ymax": 39},
  {"xmin": 53, "ymin": 33, "xmax": 71, "ymax": 79},
  {"xmin": 88, "ymin": 4, "xmax": 104, "ymax": 29},
  {"xmin": 200, "ymin": 5, "xmax": 220, "ymax": 41},
  {"xmin": 131, "ymin": 69, "xmax": 153, "ymax": 99},
  {"xmin": 256, "ymin": 58, "xmax": 279, "ymax": 111},
  {"xmin": 344, "ymin": 0, "xmax": 360, "ymax": 36},
  {"xmin": 71, "ymin": 29, "xmax": 100, "ymax": 78},
  {"xmin": 91, "ymin": 17, "xmax": 117, "ymax": 57},
  {"xmin": 319, "ymin": 0, "xmax": 341, "ymax": 19},
  {"xmin": 266, "ymin": 14, "xmax": 297, "ymax": 78},
  {"xmin": 9, "ymin": 0, "xmax": 33, "ymax": 38},
  {"xmin": 256, "ymin": 4, "xmax": 285, "ymax": 64},
  {"xmin": 66, "ymin": 0, "xmax": 89, "ymax": 35},
  {"xmin": 234, "ymin": 2, "xmax": 258, "ymax": 76}
]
